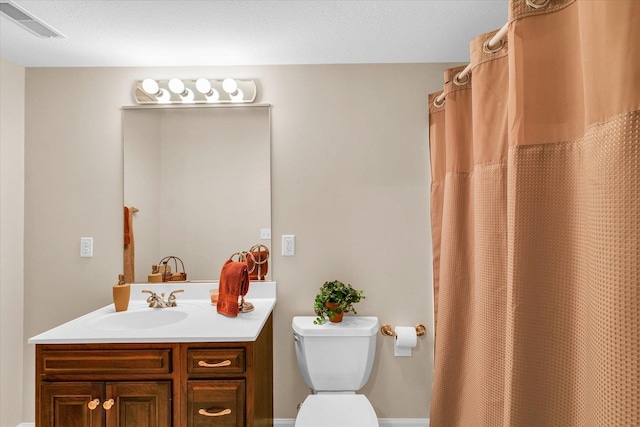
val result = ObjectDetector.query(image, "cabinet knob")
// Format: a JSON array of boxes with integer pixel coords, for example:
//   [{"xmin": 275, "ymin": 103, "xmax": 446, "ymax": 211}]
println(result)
[
  {"xmin": 87, "ymin": 399, "xmax": 100, "ymax": 410},
  {"xmin": 103, "ymin": 399, "xmax": 115, "ymax": 410},
  {"xmin": 198, "ymin": 408, "xmax": 232, "ymax": 417},
  {"xmin": 198, "ymin": 359, "xmax": 232, "ymax": 368}
]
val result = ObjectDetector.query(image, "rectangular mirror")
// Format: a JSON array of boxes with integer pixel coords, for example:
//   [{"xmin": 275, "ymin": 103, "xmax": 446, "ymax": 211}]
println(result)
[{"xmin": 123, "ymin": 105, "xmax": 271, "ymax": 282}]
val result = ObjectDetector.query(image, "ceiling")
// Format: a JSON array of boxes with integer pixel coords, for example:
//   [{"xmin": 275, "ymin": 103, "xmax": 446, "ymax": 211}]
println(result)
[{"xmin": 0, "ymin": 0, "xmax": 509, "ymax": 68}]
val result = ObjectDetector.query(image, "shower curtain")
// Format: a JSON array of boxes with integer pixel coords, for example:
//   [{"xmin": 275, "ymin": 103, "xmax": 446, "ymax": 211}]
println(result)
[{"xmin": 429, "ymin": 1, "xmax": 639, "ymax": 426}]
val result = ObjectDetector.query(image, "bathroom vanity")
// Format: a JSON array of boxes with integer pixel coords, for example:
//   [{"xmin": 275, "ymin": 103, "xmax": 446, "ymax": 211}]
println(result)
[{"xmin": 29, "ymin": 283, "xmax": 276, "ymax": 427}]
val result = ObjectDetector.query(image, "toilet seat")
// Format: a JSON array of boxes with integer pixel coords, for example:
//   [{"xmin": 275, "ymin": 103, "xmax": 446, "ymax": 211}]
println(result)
[{"xmin": 295, "ymin": 394, "xmax": 379, "ymax": 427}]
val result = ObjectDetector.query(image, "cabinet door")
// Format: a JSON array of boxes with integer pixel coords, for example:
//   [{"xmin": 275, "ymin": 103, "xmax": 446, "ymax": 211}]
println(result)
[
  {"xmin": 188, "ymin": 380, "xmax": 245, "ymax": 427},
  {"xmin": 104, "ymin": 381, "xmax": 171, "ymax": 427},
  {"xmin": 39, "ymin": 382, "xmax": 103, "ymax": 427}
]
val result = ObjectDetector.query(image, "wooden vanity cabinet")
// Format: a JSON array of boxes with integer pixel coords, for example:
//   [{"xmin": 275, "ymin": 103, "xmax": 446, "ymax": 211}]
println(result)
[{"xmin": 35, "ymin": 314, "xmax": 273, "ymax": 427}]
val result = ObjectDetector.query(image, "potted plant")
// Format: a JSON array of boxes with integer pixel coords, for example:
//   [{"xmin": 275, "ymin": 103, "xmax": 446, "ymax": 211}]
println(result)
[{"xmin": 313, "ymin": 280, "xmax": 365, "ymax": 324}]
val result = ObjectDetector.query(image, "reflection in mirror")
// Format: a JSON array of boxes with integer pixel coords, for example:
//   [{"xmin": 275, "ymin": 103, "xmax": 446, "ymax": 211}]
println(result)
[{"xmin": 123, "ymin": 105, "xmax": 271, "ymax": 282}]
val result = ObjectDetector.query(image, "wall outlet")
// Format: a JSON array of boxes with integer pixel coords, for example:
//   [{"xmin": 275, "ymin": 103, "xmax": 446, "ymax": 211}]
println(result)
[
  {"xmin": 80, "ymin": 237, "xmax": 93, "ymax": 257},
  {"xmin": 282, "ymin": 235, "xmax": 295, "ymax": 256},
  {"xmin": 260, "ymin": 228, "xmax": 271, "ymax": 239}
]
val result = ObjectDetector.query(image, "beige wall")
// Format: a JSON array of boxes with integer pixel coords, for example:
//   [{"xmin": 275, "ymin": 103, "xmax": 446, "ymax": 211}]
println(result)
[
  {"xmin": 22, "ymin": 63, "xmax": 454, "ymax": 421},
  {"xmin": 1, "ymin": 55, "xmax": 25, "ymax": 427}
]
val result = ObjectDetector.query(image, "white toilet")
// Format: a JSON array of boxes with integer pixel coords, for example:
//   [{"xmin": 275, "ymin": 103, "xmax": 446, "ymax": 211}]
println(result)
[{"xmin": 292, "ymin": 316, "xmax": 380, "ymax": 427}]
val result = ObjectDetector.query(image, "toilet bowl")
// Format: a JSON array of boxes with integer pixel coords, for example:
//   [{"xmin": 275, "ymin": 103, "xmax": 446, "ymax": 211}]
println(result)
[
  {"xmin": 292, "ymin": 316, "xmax": 380, "ymax": 427},
  {"xmin": 296, "ymin": 394, "xmax": 378, "ymax": 427}
]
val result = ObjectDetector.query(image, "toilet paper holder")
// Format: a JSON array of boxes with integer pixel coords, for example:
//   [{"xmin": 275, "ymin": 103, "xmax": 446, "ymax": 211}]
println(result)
[{"xmin": 380, "ymin": 323, "xmax": 426, "ymax": 337}]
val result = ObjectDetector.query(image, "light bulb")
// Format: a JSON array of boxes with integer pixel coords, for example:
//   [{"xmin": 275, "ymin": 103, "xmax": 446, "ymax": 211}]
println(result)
[
  {"xmin": 141, "ymin": 78, "xmax": 160, "ymax": 96},
  {"xmin": 205, "ymin": 89, "xmax": 220, "ymax": 102},
  {"xmin": 156, "ymin": 89, "xmax": 171, "ymax": 104},
  {"xmin": 181, "ymin": 88, "xmax": 195, "ymax": 103},
  {"xmin": 230, "ymin": 88, "xmax": 244, "ymax": 102},
  {"xmin": 195, "ymin": 78, "xmax": 212, "ymax": 95},
  {"xmin": 222, "ymin": 78, "xmax": 238, "ymax": 95},
  {"xmin": 168, "ymin": 78, "xmax": 186, "ymax": 95}
]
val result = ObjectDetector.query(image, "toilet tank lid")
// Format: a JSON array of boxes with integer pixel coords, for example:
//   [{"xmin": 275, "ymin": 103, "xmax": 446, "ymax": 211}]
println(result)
[{"xmin": 293, "ymin": 316, "xmax": 379, "ymax": 337}]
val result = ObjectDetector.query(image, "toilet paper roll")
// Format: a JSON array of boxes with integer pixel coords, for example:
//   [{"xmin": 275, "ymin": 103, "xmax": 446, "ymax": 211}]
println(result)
[{"xmin": 394, "ymin": 326, "xmax": 418, "ymax": 357}]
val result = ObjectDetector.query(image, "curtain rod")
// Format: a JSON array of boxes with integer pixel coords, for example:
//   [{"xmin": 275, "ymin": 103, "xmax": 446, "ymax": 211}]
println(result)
[{"xmin": 434, "ymin": 22, "xmax": 509, "ymax": 105}]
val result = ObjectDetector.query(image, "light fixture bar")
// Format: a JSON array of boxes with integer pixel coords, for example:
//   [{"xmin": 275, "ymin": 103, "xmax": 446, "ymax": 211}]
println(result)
[
  {"xmin": 134, "ymin": 78, "xmax": 257, "ymax": 105},
  {"xmin": 0, "ymin": 1, "xmax": 65, "ymax": 39}
]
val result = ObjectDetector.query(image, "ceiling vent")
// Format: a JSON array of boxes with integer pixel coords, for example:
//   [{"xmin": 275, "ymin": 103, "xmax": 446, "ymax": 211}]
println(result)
[{"xmin": 0, "ymin": 0, "xmax": 65, "ymax": 38}]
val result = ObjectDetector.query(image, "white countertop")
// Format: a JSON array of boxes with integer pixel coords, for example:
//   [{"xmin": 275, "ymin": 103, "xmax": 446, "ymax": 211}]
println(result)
[{"xmin": 28, "ymin": 282, "xmax": 276, "ymax": 344}]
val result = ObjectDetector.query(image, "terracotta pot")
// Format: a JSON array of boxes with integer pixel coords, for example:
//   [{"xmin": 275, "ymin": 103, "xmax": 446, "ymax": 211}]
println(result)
[{"xmin": 326, "ymin": 302, "xmax": 344, "ymax": 323}]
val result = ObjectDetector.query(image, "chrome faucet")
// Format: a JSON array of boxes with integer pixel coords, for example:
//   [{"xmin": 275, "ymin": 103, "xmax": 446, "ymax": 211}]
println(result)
[{"xmin": 141, "ymin": 289, "xmax": 184, "ymax": 308}]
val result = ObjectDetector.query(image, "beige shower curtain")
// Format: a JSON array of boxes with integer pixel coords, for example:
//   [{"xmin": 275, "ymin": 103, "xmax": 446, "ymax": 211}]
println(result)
[{"xmin": 429, "ymin": 1, "xmax": 639, "ymax": 426}]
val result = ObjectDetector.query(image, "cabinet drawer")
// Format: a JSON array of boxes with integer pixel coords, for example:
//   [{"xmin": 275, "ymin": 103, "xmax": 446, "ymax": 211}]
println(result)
[
  {"xmin": 39, "ymin": 348, "xmax": 172, "ymax": 376},
  {"xmin": 187, "ymin": 380, "xmax": 245, "ymax": 427},
  {"xmin": 187, "ymin": 348, "xmax": 245, "ymax": 375}
]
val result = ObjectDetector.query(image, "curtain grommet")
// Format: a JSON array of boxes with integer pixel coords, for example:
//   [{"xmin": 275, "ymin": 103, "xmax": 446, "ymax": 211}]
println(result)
[
  {"xmin": 433, "ymin": 95, "xmax": 445, "ymax": 108},
  {"xmin": 483, "ymin": 38, "xmax": 505, "ymax": 54},
  {"xmin": 526, "ymin": 0, "xmax": 550, "ymax": 9},
  {"xmin": 453, "ymin": 72, "xmax": 470, "ymax": 87}
]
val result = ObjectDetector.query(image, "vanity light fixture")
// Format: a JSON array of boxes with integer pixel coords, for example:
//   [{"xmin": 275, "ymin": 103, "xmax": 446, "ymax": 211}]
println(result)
[{"xmin": 134, "ymin": 77, "xmax": 257, "ymax": 105}]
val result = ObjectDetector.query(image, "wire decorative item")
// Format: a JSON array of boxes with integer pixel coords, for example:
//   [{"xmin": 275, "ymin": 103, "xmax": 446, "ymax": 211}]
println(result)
[
  {"xmin": 247, "ymin": 244, "xmax": 270, "ymax": 280},
  {"xmin": 158, "ymin": 256, "xmax": 187, "ymax": 282},
  {"xmin": 229, "ymin": 251, "xmax": 254, "ymax": 268}
]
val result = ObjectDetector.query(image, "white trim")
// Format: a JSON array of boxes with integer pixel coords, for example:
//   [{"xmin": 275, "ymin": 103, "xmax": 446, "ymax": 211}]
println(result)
[
  {"xmin": 275, "ymin": 419, "xmax": 429, "ymax": 427},
  {"xmin": 21, "ymin": 419, "xmax": 428, "ymax": 427},
  {"xmin": 379, "ymin": 421, "xmax": 429, "ymax": 427}
]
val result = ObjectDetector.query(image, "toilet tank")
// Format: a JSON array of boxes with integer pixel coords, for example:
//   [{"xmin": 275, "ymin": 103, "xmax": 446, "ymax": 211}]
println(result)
[{"xmin": 292, "ymin": 316, "xmax": 379, "ymax": 392}]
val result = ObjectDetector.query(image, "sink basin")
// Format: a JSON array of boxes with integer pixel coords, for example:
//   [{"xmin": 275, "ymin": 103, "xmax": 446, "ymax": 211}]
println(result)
[{"xmin": 88, "ymin": 309, "xmax": 188, "ymax": 331}]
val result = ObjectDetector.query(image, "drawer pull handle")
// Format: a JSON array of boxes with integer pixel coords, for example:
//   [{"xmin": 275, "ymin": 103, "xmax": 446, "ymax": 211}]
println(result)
[
  {"xmin": 103, "ymin": 399, "xmax": 115, "ymax": 410},
  {"xmin": 87, "ymin": 399, "xmax": 100, "ymax": 410},
  {"xmin": 198, "ymin": 408, "xmax": 232, "ymax": 417},
  {"xmin": 198, "ymin": 359, "xmax": 232, "ymax": 368}
]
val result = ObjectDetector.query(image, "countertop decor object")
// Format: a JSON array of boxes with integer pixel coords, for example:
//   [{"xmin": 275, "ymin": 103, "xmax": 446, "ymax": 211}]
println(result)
[
  {"xmin": 158, "ymin": 255, "xmax": 187, "ymax": 282},
  {"xmin": 112, "ymin": 274, "xmax": 130, "ymax": 312}
]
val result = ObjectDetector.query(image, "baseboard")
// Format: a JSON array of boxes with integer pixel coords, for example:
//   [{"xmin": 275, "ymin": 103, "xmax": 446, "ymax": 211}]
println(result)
[
  {"xmin": 20, "ymin": 419, "xmax": 428, "ymax": 427},
  {"xmin": 380, "ymin": 421, "xmax": 429, "ymax": 427},
  {"xmin": 275, "ymin": 419, "xmax": 429, "ymax": 426}
]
